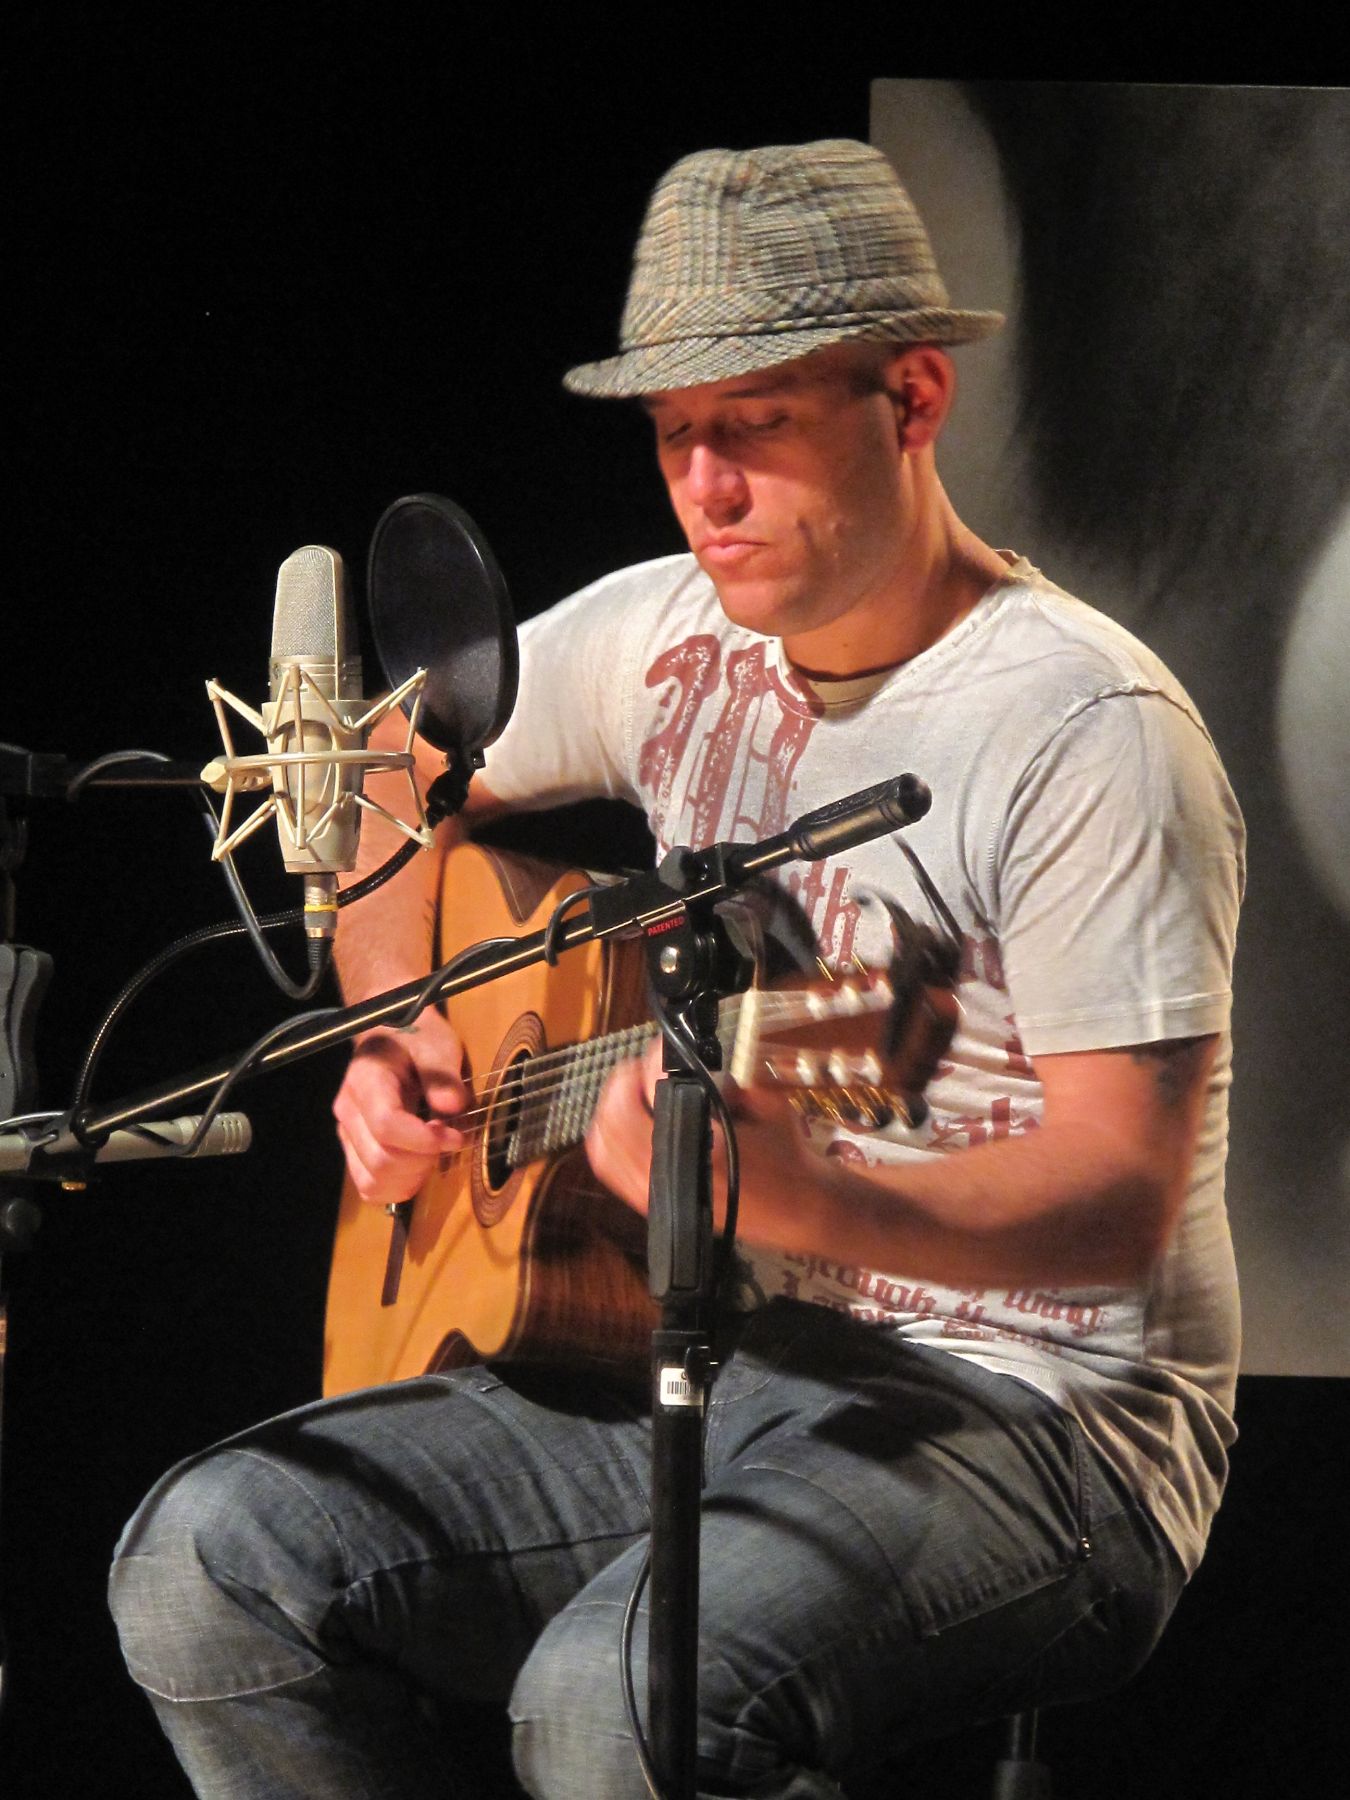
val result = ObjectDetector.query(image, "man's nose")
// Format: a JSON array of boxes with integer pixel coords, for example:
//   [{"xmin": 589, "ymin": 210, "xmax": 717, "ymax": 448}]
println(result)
[{"xmin": 687, "ymin": 443, "xmax": 748, "ymax": 514}]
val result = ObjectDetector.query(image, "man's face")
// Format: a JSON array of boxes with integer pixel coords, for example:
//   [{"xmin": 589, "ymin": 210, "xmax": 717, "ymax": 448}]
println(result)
[{"xmin": 643, "ymin": 345, "xmax": 917, "ymax": 672}]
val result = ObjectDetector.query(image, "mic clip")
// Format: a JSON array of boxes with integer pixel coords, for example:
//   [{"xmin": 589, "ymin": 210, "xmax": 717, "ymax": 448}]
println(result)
[
  {"xmin": 425, "ymin": 749, "xmax": 483, "ymax": 825},
  {"xmin": 201, "ymin": 665, "xmax": 435, "ymax": 868}
]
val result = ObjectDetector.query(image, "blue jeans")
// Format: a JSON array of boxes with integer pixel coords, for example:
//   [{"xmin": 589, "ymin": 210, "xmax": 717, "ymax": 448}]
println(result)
[{"xmin": 109, "ymin": 1301, "xmax": 1182, "ymax": 1798}]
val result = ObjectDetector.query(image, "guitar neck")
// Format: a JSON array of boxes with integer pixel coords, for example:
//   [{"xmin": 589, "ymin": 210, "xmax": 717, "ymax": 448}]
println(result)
[{"xmin": 499, "ymin": 972, "xmax": 908, "ymax": 1174}]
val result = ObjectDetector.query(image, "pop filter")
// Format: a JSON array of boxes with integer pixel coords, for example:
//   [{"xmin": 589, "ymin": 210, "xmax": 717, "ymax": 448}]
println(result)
[{"xmin": 367, "ymin": 493, "xmax": 519, "ymax": 768}]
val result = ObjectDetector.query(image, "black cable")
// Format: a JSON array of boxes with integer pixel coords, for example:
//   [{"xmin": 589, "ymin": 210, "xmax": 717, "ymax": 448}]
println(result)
[
  {"xmin": 203, "ymin": 833, "xmax": 423, "ymax": 1001},
  {"xmin": 541, "ymin": 881, "xmax": 607, "ymax": 966},
  {"xmin": 615, "ymin": 991, "xmax": 743, "ymax": 1800},
  {"xmin": 208, "ymin": 847, "xmax": 327, "ymax": 1004},
  {"xmin": 64, "ymin": 748, "xmax": 186, "ymax": 800},
  {"xmin": 100, "ymin": 1003, "xmax": 344, "ymax": 1157},
  {"xmin": 383, "ymin": 935, "xmax": 517, "ymax": 1035},
  {"xmin": 619, "ymin": 1548, "xmax": 664, "ymax": 1800},
  {"xmin": 63, "ymin": 743, "xmax": 457, "ymax": 1109},
  {"xmin": 647, "ymin": 989, "xmax": 741, "ymax": 1267},
  {"xmin": 69, "ymin": 749, "xmax": 322, "ymax": 1062},
  {"xmin": 890, "ymin": 833, "xmax": 964, "ymax": 951},
  {"xmin": 69, "ymin": 751, "xmax": 304, "ymax": 986},
  {"xmin": 68, "ymin": 832, "xmax": 422, "ymax": 1114},
  {"xmin": 0, "ymin": 1111, "xmax": 63, "ymax": 1134},
  {"xmin": 67, "ymin": 931, "xmax": 510, "ymax": 1159}
]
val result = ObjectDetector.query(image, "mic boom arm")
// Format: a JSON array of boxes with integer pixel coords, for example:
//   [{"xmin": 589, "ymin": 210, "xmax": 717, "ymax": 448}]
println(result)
[{"xmin": 54, "ymin": 773, "xmax": 933, "ymax": 1151}]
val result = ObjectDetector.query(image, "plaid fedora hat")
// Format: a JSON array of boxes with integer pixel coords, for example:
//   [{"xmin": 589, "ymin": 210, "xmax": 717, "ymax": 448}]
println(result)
[{"xmin": 564, "ymin": 139, "xmax": 1004, "ymax": 398}]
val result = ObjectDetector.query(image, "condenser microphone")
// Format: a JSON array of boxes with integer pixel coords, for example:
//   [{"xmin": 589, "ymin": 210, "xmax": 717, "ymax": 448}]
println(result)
[
  {"xmin": 202, "ymin": 546, "xmax": 436, "ymax": 938},
  {"xmin": 201, "ymin": 499, "xmax": 518, "ymax": 935}
]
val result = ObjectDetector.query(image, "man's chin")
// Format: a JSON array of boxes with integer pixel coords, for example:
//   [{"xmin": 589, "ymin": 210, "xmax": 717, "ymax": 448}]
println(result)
[{"xmin": 703, "ymin": 571, "xmax": 803, "ymax": 638}]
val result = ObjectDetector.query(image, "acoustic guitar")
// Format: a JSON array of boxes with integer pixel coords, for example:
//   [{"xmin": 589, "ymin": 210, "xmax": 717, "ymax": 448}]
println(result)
[{"xmin": 322, "ymin": 840, "xmax": 956, "ymax": 1398}]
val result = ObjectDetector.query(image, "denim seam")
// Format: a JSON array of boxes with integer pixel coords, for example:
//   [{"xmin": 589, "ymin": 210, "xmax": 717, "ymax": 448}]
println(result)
[
  {"xmin": 132, "ymin": 1658, "xmax": 332, "ymax": 1707},
  {"xmin": 710, "ymin": 1601, "xmax": 918, "ymax": 1785},
  {"xmin": 342, "ymin": 1523, "xmax": 651, "ymax": 1599},
  {"xmin": 470, "ymin": 1387, "xmax": 654, "ymax": 1525},
  {"xmin": 229, "ymin": 1448, "xmax": 355, "ymax": 1585},
  {"xmin": 1063, "ymin": 1416, "xmax": 1093, "ymax": 1549},
  {"xmin": 735, "ymin": 1458, "xmax": 907, "ymax": 1588}
]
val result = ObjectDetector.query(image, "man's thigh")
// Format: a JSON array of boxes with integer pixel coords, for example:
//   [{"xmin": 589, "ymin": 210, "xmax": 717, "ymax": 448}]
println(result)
[
  {"xmin": 111, "ymin": 1363, "xmax": 654, "ymax": 1709},
  {"xmin": 699, "ymin": 1307, "xmax": 1169, "ymax": 1745}
]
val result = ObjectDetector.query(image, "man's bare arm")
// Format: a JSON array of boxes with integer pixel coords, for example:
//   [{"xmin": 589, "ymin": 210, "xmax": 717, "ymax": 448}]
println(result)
[
  {"xmin": 587, "ymin": 1036, "xmax": 1219, "ymax": 1290},
  {"xmin": 797, "ymin": 1036, "xmax": 1218, "ymax": 1288},
  {"xmin": 332, "ymin": 711, "xmax": 505, "ymax": 1000}
]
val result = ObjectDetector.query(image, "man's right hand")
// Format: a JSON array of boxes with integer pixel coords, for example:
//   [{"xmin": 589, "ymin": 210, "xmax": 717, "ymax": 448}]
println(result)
[{"xmin": 332, "ymin": 1010, "xmax": 468, "ymax": 1207}]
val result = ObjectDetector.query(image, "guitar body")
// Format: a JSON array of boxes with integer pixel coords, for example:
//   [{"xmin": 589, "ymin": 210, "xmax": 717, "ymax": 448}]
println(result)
[{"xmin": 322, "ymin": 842, "xmax": 656, "ymax": 1397}]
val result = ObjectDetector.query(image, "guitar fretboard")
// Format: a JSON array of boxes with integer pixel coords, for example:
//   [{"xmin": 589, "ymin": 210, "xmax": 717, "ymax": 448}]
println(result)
[
  {"xmin": 509, "ymin": 1022, "xmax": 655, "ymax": 1166},
  {"xmin": 491, "ymin": 980, "xmax": 889, "ymax": 1172}
]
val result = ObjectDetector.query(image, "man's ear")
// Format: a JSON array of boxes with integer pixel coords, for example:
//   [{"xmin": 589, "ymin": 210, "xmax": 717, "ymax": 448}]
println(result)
[{"xmin": 881, "ymin": 346, "xmax": 957, "ymax": 451}]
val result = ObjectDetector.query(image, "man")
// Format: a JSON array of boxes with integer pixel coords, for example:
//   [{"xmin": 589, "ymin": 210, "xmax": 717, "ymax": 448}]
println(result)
[{"xmin": 111, "ymin": 141, "xmax": 1244, "ymax": 1799}]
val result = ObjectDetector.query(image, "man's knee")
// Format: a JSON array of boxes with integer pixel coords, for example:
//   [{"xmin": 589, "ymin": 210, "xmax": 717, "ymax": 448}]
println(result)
[
  {"xmin": 109, "ymin": 1444, "xmax": 341, "ymax": 1702},
  {"xmin": 510, "ymin": 1586, "xmax": 646, "ymax": 1798},
  {"xmin": 508, "ymin": 1575, "xmax": 811, "ymax": 1800}
]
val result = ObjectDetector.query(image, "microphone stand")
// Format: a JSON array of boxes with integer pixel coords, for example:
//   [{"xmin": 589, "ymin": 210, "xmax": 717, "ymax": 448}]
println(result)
[
  {"xmin": 0, "ymin": 744, "xmax": 256, "ymax": 1721},
  {"xmin": 0, "ymin": 771, "xmax": 55, "ymax": 1720},
  {"xmin": 637, "ymin": 858, "xmax": 755, "ymax": 1799},
  {"xmin": 0, "ymin": 770, "xmax": 932, "ymax": 1793}
]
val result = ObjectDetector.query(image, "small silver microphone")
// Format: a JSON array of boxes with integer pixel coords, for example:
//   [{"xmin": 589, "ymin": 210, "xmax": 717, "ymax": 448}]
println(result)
[{"xmin": 0, "ymin": 1112, "xmax": 253, "ymax": 1175}]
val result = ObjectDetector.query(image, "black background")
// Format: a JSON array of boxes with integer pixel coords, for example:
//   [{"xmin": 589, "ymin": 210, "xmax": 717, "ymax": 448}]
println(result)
[{"xmin": 4, "ymin": 15, "xmax": 1346, "ymax": 1797}]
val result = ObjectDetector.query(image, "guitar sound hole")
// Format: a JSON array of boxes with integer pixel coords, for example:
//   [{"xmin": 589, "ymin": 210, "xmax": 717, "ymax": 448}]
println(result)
[
  {"xmin": 485, "ymin": 1051, "xmax": 530, "ymax": 1192},
  {"xmin": 471, "ymin": 1011, "xmax": 545, "ymax": 1230}
]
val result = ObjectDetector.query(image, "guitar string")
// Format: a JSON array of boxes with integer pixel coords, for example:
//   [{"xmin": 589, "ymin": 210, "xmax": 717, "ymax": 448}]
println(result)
[
  {"xmin": 417, "ymin": 993, "xmax": 878, "ymax": 1130},
  {"xmin": 423, "ymin": 1024, "xmax": 662, "ymax": 1143},
  {"xmin": 413, "ymin": 983, "xmax": 876, "ymax": 1109},
  {"xmin": 417, "ymin": 987, "xmax": 890, "ymax": 1142},
  {"xmin": 398, "ymin": 1018, "xmax": 892, "ymax": 1174},
  {"xmin": 427, "ymin": 1016, "xmax": 800, "ymax": 1172},
  {"xmin": 419, "ymin": 1038, "xmax": 640, "ymax": 1167},
  {"xmin": 442, "ymin": 1040, "xmax": 652, "ymax": 1140}
]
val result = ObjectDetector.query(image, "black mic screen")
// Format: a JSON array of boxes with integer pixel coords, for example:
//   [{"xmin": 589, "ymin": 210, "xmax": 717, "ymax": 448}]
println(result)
[{"xmin": 367, "ymin": 494, "xmax": 518, "ymax": 765}]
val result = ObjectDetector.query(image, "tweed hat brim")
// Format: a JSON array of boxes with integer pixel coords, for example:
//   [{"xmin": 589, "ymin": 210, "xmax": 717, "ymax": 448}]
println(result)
[
  {"xmin": 564, "ymin": 307, "xmax": 1004, "ymax": 398},
  {"xmin": 563, "ymin": 140, "xmax": 1004, "ymax": 400}
]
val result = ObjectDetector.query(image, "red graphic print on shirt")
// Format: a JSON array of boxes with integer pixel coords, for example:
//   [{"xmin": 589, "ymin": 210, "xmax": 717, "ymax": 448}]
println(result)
[
  {"xmin": 640, "ymin": 636, "xmax": 862, "ymax": 963},
  {"xmin": 639, "ymin": 634, "xmax": 722, "ymax": 825}
]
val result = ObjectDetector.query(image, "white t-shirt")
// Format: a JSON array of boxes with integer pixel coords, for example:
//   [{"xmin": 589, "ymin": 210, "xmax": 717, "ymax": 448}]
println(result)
[{"xmin": 484, "ymin": 552, "xmax": 1246, "ymax": 1574}]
